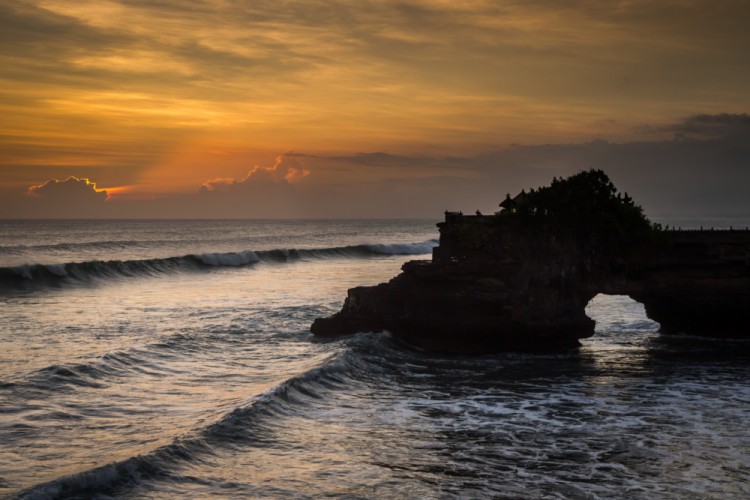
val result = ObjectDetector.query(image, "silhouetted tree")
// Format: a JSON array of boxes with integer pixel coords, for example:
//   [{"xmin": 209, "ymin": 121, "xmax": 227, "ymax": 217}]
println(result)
[{"xmin": 497, "ymin": 169, "xmax": 659, "ymax": 257}]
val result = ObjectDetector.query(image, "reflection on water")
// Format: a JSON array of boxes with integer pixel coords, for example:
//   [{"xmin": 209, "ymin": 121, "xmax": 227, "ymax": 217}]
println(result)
[{"xmin": 2, "ymin": 222, "xmax": 749, "ymax": 498}]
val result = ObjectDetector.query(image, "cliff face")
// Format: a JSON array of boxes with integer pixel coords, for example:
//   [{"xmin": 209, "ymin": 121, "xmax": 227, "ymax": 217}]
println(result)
[
  {"xmin": 626, "ymin": 231, "xmax": 750, "ymax": 338},
  {"xmin": 312, "ymin": 215, "xmax": 606, "ymax": 353},
  {"xmin": 312, "ymin": 260, "xmax": 596, "ymax": 354},
  {"xmin": 311, "ymin": 171, "xmax": 750, "ymax": 353}
]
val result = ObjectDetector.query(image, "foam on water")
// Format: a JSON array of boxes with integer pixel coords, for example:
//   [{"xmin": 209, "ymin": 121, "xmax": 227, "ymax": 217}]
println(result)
[
  {"xmin": 12, "ymin": 328, "xmax": 750, "ymax": 499},
  {"xmin": 2, "ymin": 220, "xmax": 749, "ymax": 499}
]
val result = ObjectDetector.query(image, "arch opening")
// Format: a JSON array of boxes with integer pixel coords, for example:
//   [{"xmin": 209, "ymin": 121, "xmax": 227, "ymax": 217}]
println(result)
[{"xmin": 584, "ymin": 294, "xmax": 660, "ymax": 337}]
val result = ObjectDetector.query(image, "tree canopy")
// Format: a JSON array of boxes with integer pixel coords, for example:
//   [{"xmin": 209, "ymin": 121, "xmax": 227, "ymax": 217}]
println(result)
[{"xmin": 497, "ymin": 169, "xmax": 658, "ymax": 254}]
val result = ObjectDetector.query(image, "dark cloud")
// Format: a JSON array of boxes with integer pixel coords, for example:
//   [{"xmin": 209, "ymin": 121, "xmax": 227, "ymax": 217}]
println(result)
[
  {"xmin": 2, "ymin": 113, "xmax": 749, "ymax": 220},
  {"xmin": 189, "ymin": 154, "xmax": 311, "ymax": 217},
  {"xmin": 470, "ymin": 118, "xmax": 750, "ymax": 218},
  {"xmin": 9, "ymin": 176, "xmax": 110, "ymax": 218},
  {"xmin": 200, "ymin": 153, "xmax": 309, "ymax": 192},
  {"xmin": 4, "ymin": 0, "xmax": 750, "ymax": 184},
  {"xmin": 28, "ymin": 176, "xmax": 107, "ymax": 202},
  {"xmin": 0, "ymin": 2, "xmax": 131, "ymax": 79},
  {"xmin": 330, "ymin": 152, "xmax": 420, "ymax": 167},
  {"xmin": 309, "ymin": 114, "xmax": 750, "ymax": 219},
  {"xmin": 637, "ymin": 113, "xmax": 750, "ymax": 140},
  {"xmin": 0, "ymin": 2, "xmax": 118, "ymax": 49},
  {"xmin": 300, "ymin": 113, "xmax": 750, "ymax": 218}
]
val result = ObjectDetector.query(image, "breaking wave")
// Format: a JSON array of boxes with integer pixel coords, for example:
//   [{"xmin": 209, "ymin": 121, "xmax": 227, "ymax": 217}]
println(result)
[
  {"xmin": 14, "ymin": 345, "xmax": 360, "ymax": 500},
  {"xmin": 0, "ymin": 240, "xmax": 437, "ymax": 291}
]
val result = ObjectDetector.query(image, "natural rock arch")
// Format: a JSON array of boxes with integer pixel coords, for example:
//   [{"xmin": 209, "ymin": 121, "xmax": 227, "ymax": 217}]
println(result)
[
  {"xmin": 584, "ymin": 294, "xmax": 660, "ymax": 336},
  {"xmin": 312, "ymin": 171, "xmax": 750, "ymax": 353}
]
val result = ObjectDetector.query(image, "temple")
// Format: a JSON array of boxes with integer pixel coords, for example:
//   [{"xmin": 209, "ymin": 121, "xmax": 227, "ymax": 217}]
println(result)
[{"xmin": 311, "ymin": 170, "xmax": 750, "ymax": 354}]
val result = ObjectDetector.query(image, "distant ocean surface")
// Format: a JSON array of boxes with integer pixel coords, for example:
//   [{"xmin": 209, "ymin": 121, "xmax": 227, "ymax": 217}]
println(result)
[{"xmin": 1, "ymin": 219, "xmax": 748, "ymax": 499}]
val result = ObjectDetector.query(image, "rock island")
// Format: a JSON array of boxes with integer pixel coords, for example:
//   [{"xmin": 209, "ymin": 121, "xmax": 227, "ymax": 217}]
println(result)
[{"xmin": 311, "ymin": 170, "xmax": 750, "ymax": 353}]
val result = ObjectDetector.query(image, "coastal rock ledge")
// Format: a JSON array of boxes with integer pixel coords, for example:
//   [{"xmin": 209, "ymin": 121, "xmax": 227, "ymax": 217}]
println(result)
[{"xmin": 311, "ymin": 170, "xmax": 750, "ymax": 354}]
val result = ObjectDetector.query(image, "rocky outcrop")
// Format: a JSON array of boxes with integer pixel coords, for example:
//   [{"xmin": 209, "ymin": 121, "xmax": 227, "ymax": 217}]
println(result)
[
  {"xmin": 311, "ymin": 171, "xmax": 750, "ymax": 353},
  {"xmin": 312, "ymin": 259, "xmax": 596, "ymax": 354},
  {"xmin": 627, "ymin": 231, "xmax": 750, "ymax": 338}
]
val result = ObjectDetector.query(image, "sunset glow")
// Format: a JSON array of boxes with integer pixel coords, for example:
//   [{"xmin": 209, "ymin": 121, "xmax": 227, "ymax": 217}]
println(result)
[
  {"xmin": 2, "ymin": 3, "xmax": 750, "ymax": 495},
  {"xmin": 1, "ymin": 0, "xmax": 749, "ymax": 218}
]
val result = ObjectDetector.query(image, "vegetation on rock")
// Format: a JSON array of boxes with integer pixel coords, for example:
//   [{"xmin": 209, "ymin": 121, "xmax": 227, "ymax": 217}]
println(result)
[{"xmin": 496, "ymin": 169, "xmax": 660, "ymax": 257}]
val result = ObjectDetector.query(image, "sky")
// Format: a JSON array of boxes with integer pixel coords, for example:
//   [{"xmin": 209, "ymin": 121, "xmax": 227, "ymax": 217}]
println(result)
[{"xmin": 1, "ymin": 0, "xmax": 749, "ymax": 219}]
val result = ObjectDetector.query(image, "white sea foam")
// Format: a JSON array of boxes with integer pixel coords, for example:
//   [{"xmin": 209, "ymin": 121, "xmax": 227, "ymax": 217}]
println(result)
[{"xmin": 5, "ymin": 220, "xmax": 749, "ymax": 499}]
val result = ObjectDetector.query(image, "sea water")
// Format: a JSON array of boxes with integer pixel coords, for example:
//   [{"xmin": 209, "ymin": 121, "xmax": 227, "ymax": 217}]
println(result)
[{"xmin": 0, "ymin": 219, "xmax": 748, "ymax": 499}]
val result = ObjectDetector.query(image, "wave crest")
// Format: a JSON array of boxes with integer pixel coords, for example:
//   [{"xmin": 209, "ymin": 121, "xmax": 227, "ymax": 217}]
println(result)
[
  {"xmin": 197, "ymin": 250, "xmax": 260, "ymax": 267},
  {"xmin": 0, "ymin": 240, "xmax": 437, "ymax": 292}
]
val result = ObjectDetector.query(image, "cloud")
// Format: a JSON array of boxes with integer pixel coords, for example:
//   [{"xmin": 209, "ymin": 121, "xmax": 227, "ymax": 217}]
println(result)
[
  {"xmin": 200, "ymin": 153, "xmax": 310, "ymax": 192},
  {"xmin": 200, "ymin": 177, "xmax": 236, "ymax": 192},
  {"xmin": 185, "ymin": 153, "xmax": 312, "ymax": 217},
  {"xmin": 3, "ymin": 113, "xmax": 749, "ymax": 220},
  {"xmin": 467, "ymin": 116, "xmax": 750, "ymax": 218},
  {"xmin": 5, "ymin": 0, "xmax": 750, "ymax": 166},
  {"xmin": 637, "ymin": 113, "xmax": 750, "ymax": 140},
  {"xmin": 283, "ymin": 113, "xmax": 750, "ymax": 218},
  {"xmin": 27, "ymin": 176, "xmax": 108, "ymax": 202},
  {"xmin": 330, "ymin": 152, "xmax": 415, "ymax": 167},
  {"xmin": 10, "ymin": 176, "xmax": 111, "ymax": 217}
]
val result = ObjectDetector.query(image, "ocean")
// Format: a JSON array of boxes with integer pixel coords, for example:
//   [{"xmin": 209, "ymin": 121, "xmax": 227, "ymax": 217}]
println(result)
[{"xmin": 0, "ymin": 219, "xmax": 748, "ymax": 499}]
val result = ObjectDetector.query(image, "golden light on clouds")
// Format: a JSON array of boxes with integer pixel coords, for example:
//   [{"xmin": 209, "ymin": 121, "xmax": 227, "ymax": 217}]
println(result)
[
  {"xmin": 98, "ymin": 185, "xmax": 134, "ymax": 199},
  {"xmin": 46, "ymin": 91, "xmax": 237, "ymax": 127},
  {"xmin": 27, "ymin": 176, "xmax": 100, "ymax": 196},
  {"xmin": 26, "ymin": 176, "xmax": 135, "ymax": 199},
  {"xmin": 1, "ymin": 0, "xmax": 749, "ymax": 217},
  {"xmin": 72, "ymin": 51, "xmax": 197, "ymax": 76}
]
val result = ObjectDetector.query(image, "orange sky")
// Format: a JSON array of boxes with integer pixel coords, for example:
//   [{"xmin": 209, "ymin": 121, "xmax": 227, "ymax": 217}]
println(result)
[{"xmin": 1, "ymin": 1, "xmax": 749, "ymax": 218}]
